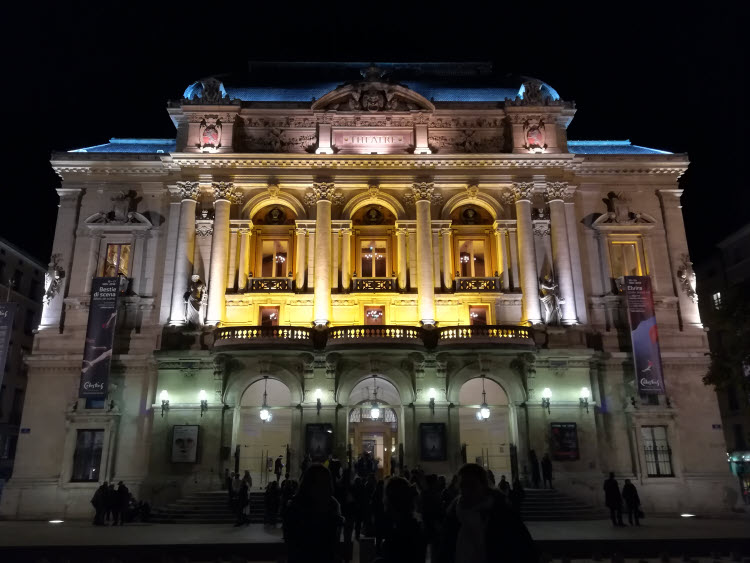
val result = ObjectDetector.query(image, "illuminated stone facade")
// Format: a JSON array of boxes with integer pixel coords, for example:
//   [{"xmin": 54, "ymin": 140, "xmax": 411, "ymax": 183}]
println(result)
[{"xmin": 0, "ymin": 63, "xmax": 737, "ymax": 519}]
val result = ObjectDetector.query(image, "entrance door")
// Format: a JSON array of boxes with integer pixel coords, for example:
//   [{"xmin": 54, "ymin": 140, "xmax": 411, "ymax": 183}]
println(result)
[{"xmin": 349, "ymin": 409, "xmax": 397, "ymax": 479}]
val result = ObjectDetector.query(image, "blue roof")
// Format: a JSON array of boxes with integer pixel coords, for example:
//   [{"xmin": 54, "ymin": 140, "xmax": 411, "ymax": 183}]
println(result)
[
  {"xmin": 70, "ymin": 138, "xmax": 176, "ymax": 153},
  {"xmin": 568, "ymin": 140, "xmax": 672, "ymax": 155},
  {"xmin": 225, "ymin": 84, "xmax": 341, "ymax": 102}
]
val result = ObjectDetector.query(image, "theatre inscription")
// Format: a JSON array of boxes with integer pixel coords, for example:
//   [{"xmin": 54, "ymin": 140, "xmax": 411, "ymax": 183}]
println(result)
[{"xmin": 334, "ymin": 129, "xmax": 413, "ymax": 154}]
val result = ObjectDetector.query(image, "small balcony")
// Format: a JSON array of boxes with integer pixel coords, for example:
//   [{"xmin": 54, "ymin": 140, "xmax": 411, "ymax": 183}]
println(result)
[
  {"xmin": 327, "ymin": 325, "xmax": 423, "ymax": 347},
  {"xmin": 437, "ymin": 325, "xmax": 534, "ymax": 347},
  {"xmin": 455, "ymin": 277, "xmax": 502, "ymax": 292},
  {"xmin": 214, "ymin": 326, "xmax": 314, "ymax": 349},
  {"xmin": 351, "ymin": 277, "xmax": 397, "ymax": 292},
  {"xmin": 246, "ymin": 277, "xmax": 293, "ymax": 293}
]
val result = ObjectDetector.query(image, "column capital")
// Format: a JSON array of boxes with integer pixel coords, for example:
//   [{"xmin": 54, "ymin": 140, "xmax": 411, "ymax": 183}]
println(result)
[
  {"xmin": 406, "ymin": 182, "xmax": 443, "ymax": 204},
  {"xmin": 305, "ymin": 182, "xmax": 343, "ymax": 206},
  {"xmin": 238, "ymin": 227, "xmax": 252, "ymax": 235},
  {"xmin": 294, "ymin": 227, "xmax": 308, "ymax": 236},
  {"xmin": 440, "ymin": 226, "xmax": 453, "ymax": 236},
  {"xmin": 176, "ymin": 181, "xmax": 201, "ymax": 201},
  {"xmin": 656, "ymin": 188, "xmax": 684, "ymax": 203},
  {"xmin": 510, "ymin": 182, "xmax": 535, "ymax": 202},
  {"xmin": 544, "ymin": 181, "xmax": 569, "ymax": 202},
  {"xmin": 212, "ymin": 181, "xmax": 243, "ymax": 204},
  {"xmin": 395, "ymin": 227, "xmax": 409, "ymax": 236},
  {"xmin": 339, "ymin": 227, "xmax": 353, "ymax": 236}
]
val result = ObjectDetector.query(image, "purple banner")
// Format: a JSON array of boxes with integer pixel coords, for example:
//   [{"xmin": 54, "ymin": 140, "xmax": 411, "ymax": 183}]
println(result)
[
  {"xmin": 0, "ymin": 302, "xmax": 17, "ymax": 391},
  {"xmin": 624, "ymin": 276, "xmax": 665, "ymax": 395},
  {"xmin": 78, "ymin": 277, "xmax": 120, "ymax": 398}
]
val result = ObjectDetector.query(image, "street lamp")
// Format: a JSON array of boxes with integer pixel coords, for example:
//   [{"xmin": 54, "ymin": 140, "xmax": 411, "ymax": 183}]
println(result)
[
  {"xmin": 160, "ymin": 390, "xmax": 169, "ymax": 417},
  {"xmin": 579, "ymin": 387, "xmax": 590, "ymax": 413},
  {"xmin": 198, "ymin": 389, "xmax": 208, "ymax": 417},
  {"xmin": 541, "ymin": 387, "xmax": 551, "ymax": 414},
  {"xmin": 428, "ymin": 388, "xmax": 436, "ymax": 414},
  {"xmin": 370, "ymin": 375, "xmax": 380, "ymax": 420},
  {"xmin": 315, "ymin": 388, "xmax": 323, "ymax": 415},
  {"xmin": 260, "ymin": 376, "xmax": 272, "ymax": 422},
  {"xmin": 479, "ymin": 376, "xmax": 490, "ymax": 420}
]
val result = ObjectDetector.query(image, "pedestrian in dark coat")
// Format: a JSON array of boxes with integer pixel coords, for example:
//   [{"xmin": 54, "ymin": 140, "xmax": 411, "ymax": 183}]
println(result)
[
  {"xmin": 91, "ymin": 482, "xmax": 108, "ymax": 525},
  {"xmin": 114, "ymin": 481, "xmax": 129, "ymax": 525},
  {"xmin": 603, "ymin": 472, "xmax": 624, "ymax": 526},
  {"xmin": 104, "ymin": 483, "xmax": 116, "ymax": 524},
  {"xmin": 621, "ymin": 479, "xmax": 641, "ymax": 526},
  {"xmin": 438, "ymin": 464, "xmax": 537, "ymax": 563},
  {"xmin": 529, "ymin": 450, "xmax": 541, "ymax": 489},
  {"xmin": 283, "ymin": 464, "xmax": 343, "ymax": 563},
  {"xmin": 541, "ymin": 454, "xmax": 553, "ymax": 489},
  {"xmin": 377, "ymin": 476, "xmax": 426, "ymax": 563},
  {"xmin": 274, "ymin": 455, "xmax": 284, "ymax": 483}
]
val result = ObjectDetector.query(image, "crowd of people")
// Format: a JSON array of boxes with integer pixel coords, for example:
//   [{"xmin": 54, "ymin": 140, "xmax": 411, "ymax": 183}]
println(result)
[{"xmin": 90, "ymin": 481, "xmax": 150, "ymax": 525}]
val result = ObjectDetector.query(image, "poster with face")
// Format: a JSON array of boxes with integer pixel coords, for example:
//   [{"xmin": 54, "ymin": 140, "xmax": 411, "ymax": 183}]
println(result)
[
  {"xmin": 171, "ymin": 425, "xmax": 199, "ymax": 463},
  {"xmin": 420, "ymin": 423, "xmax": 447, "ymax": 461},
  {"xmin": 550, "ymin": 422, "xmax": 580, "ymax": 461}
]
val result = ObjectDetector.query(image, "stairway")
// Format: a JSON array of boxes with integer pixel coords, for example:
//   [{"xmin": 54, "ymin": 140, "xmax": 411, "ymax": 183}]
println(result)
[
  {"xmin": 150, "ymin": 490, "xmax": 267, "ymax": 524},
  {"xmin": 520, "ymin": 488, "xmax": 606, "ymax": 521}
]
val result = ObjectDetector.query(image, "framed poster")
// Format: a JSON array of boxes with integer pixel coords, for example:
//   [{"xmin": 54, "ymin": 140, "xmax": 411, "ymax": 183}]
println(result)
[
  {"xmin": 420, "ymin": 423, "xmax": 447, "ymax": 461},
  {"xmin": 171, "ymin": 425, "xmax": 199, "ymax": 463},
  {"xmin": 550, "ymin": 422, "xmax": 579, "ymax": 461},
  {"xmin": 306, "ymin": 423, "xmax": 333, "ymax": 462}
]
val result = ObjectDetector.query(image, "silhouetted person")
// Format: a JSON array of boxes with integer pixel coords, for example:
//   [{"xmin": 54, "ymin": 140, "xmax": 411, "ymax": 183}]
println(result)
[
  {"xmin": 114, "ymin": 481, "xmax": 129, "ymax": 525},
  {"xmin": 541, "ymin": 454, "xmax": 553, "ymax": 489},
  {"xmin": 439, "ymin": 464, "xmax": 537, "ymax": 563},
  {"xmin": 622, "ymin": 479, "xmax": 641, "ymax": 526},
  {"xmin": 265, "ymin": 480, "xmax": 281, "ymax": 526},
  {"xmin": 275, "ymin": 455, "xmax": 284, "ymax": 483},
  {"xmin": 604, "ymin": 472, "xmax": 624, "ymax": 526},
  {"xmin": 419, "ymin": 473, "xmax": 444, "ymax": 557},
  {"xmin": 226, "ymin": 471, "xmax": 235, "ymax": 508},
  {"xmin": 234, "ymin": 476, "xmax": 250, "ymax": 526},
  {"xmin": 104, "ymin": 483, "xmax": 116, "ymax": 524},
  {"xmin": 352, "ymin": 476, "xmax": 367, "ymax": 539},
  {"xmin": 510, "ymin": 477, "xmax": 525, "ymax": 515},
  {"xmin": 371, "ymin": 479, "xmax": 387, "ymax": 548},
  {"xmin": 529, "ymin": 450, "xmax": 541, "ymax": 489},
  {"xmin": 223, "ymin": 468, "xmax": 231, "ymax": 490},
  {"xmin": 301, "ymin": 453, "xmax": 312, "ymax": 476},
  {"xmin": 377, "ymin": 476, "xmax": 426, "ymax": 563},
  {"xmin": 498, "ymin": 475, "xmax": 510, "ymax": 496},
  {"xmin": 283, "ymin": 464, "xmax": 343, "ymax": 563},
  {"xmin": 91, "ymin": 482, "xmax": 108, "ymax": 525},
  {"xmin": 486, "ymin": 469, "xmax": 496, "ymax": 487},
  {"xmin": 441, "ymin": 475, "xmax": 459, "ymax": 507}
]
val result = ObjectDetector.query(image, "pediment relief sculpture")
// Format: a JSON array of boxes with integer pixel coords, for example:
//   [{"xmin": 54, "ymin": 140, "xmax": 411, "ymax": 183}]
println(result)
[
  {"xmin": 312, "ymin": 65, "xmax": 435, "ymax": 113},
  {"xmin": 592, "ymin": 192, "xmax": 657, "ymax": 228},
  {"xmin": 85, "ymin": 191, "xmax": 152, "ymax": 228}
]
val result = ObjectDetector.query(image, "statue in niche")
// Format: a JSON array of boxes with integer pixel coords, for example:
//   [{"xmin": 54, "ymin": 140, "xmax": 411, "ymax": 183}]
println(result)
[
  {"xmin": 603, "ymin": 192, "xmax": 631, "ymax": 223},
  {"xmin": 43, "ymin": 254, "xmax": 65, "ymax": 306},
  {"xmin": 111, "ymin": 192, "xmax": 131, "ymax": 223},
  {"xmin": 462, "ymin": 207, "xmax": 479, "ymax": 225},
  {"xmin": 677, "ymin": 254, "xmax": 698, "ymax": 303},
  {"xmin": 363, "ymin": 206, "xmax": 384, "ymax": 225},
  {"xmin": 265, "ymin": 207, "xmax": 286, "ymax": 225},
  {"xmin": 183, "ymin": 275, "xmax": 207, "ymax": 327},
  {"xmin": 539, "ymin": 274, "xmax": 564, "ymax": 325}
]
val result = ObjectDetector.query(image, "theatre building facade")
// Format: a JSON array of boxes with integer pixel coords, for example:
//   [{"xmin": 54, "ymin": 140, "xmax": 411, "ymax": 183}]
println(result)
[{"xmin": 0, "ymin": 63, "xmax": 736, "ymax": 518}]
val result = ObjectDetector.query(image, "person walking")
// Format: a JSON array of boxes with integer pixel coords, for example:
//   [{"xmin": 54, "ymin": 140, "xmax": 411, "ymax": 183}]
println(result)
[
  {"xmin": 104, "ymin": 483, "xmax": 116, "ymax": 525},
  {"xmin": 604, "ymin": 472, "xmax": 625, "ymax": 526},
  {"xmin": 91, "ymin": 482, "xmax": 108, "ymax": 525},
  {"xmin": 234, "ymin": 476, "xmax": 250, "ymax": 526},
  {"xmin": 498, "ymin": 475, "xmax": 510, "ymax": 496},
  {"xmin": 226, "ymin": 471, "xmax": 235, "ymax": 508},
  {"xmin": 377, "ymin": 476, "xmax": 426, "ymax": 563},
  {"xmin": 274, "ymin": 455, "xmax": 284, "ymax": 484},
  {"xmin": 243, "ymin": 470, "xmax": 253, "ymax": 490},
  {"xmin": 283, "ymin": 464, "xmax": 343, "ymax": 563},
  {"xmin": 529, "ymin": 450, "xmax": 541, "ymax": 489},
  {"xmin": 114, "ymin": 481, "xmax": 129, "ymax": 525},
  {"xmin": 622, "ymin": 479, "xmax": 641, "ymax": 526},
  {"xmin": 541, "ymin": 454, "xmax": 553, "ymax": 489},
  {"xmin": 439, "ymin": 464, "xmax": 537, "ymax": 563}
]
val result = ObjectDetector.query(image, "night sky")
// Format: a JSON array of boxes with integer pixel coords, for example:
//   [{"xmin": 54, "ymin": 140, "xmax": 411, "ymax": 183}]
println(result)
[{"xmin": 10, "ymin": 5, "xmax": 746, "ymax": 267}]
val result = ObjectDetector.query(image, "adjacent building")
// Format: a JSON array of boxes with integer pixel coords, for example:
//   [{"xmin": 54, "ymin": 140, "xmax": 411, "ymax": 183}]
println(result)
[
  {"xmin": 0, "ymin": 238, "xmax": 45, "ymax": 495},
  {"xmin": 696, "ymin": 223, "xmax": 750, "ymax": 504},
  {"xmin": 0, "ymin": 62, "xmax": 736, "ymax": 519}
]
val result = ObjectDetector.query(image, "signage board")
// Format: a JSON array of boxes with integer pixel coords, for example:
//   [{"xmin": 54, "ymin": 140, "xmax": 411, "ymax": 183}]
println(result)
[
  {"xmin": 624, "ymin": 276, "xmax": 665, "ymax": 395},
  {"xmin": 78, "ymin": 277, "xmax": 120, "ymax": 398}
]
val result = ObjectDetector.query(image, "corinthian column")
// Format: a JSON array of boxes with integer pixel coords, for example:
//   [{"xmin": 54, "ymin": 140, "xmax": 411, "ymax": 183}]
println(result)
[
  {"xmin": 206, "ymin": 182, "xmax": 243, "ymax": 325},
  {"xmin": 340, "ymin": 228, "xmax": 352, "ymax": 291},
  {"xmin": 306, "ymin": 182, "xmax": 342, "ymax": 326},
  {"xmin": 170, "ymin": 182, "xmax": 200, "ymax": 324},
  {"xmin": 409, "ymin": 183, "xmax": 440, "ymax": 325},
  {"xmin": 545, "ymin": 182, "xmax": 577, "ymax": 324},
  {"xmin": 237, "ymin": 228, "xmax": 251, "ymax": 292},
  {"xmin": 512, "ymin": 183, "xmax": 542, "ymax": 325},
  {"xmin": 441, "ymin": 227, "xmax": 453, "ymax": 290},
  {"xmin": 294, "ymin": 227, "xmax": 306, "ymax": 290}
]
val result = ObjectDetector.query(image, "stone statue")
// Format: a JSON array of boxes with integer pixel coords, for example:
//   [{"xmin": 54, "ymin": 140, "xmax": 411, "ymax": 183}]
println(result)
[
  {"xmin": 677, "ymin": 254, "xmax": 698, "ymax": 303},
  {"xmin": 539, "ymin": 274, "xmax": 564, "ymax": 325},
  {"xmin": 43, "ymin": 254, "xmax": 65, "ymax": 306},
  {"xmin": 183, "ymin": 275, "xmax": 207, "ymax": 327}
]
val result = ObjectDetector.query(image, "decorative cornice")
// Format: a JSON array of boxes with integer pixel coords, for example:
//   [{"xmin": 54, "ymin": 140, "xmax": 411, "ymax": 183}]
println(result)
[
  {"xmin": 510, "ymin": 182, "xmax": 535, "ymax": 202},
  {"xmin": 212, "ymin": 181, "xmax": 243, "ymax": 204},
  {"xmin": 176, "ymin": 181, "xmax": 201, "ymax": 201},
  {"xmin": 304, "ymin": 182, "xmax": 344, "ymax": 206}
]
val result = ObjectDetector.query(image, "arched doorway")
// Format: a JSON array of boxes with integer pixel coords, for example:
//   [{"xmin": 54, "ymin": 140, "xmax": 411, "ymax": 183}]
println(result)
[
  {"xmin": 237, "ymin": 377, "xmax": 292, "ymax": 487},
  {"xmin": 458, "ymin": 377, "xmax": 511, "ymax": 480},
  {"xmin": 347, "ymin": 376, "xmax": 400, "ymax": 479}
]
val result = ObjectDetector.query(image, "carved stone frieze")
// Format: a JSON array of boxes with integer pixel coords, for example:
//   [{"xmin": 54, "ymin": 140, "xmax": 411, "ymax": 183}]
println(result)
[
  {"xmin": 676, "ymin": 254, "xmax": 698, "ymax": 303},
  {"xmin": 43, "ymin": 254, "xmax": 65, "ymax": 306},
  {"xmin": 212, "ymin": 182, "xmax": 243, "ymax": 204},
  {"xmin": 182, "ymin": 77, "xmax": 234, "ymax": 105},
  {"xmin": 243, "ymin": 129, "xmax": 317, "ymax": 153},
  {"xmin": 176, "ymin": 181, "xmax": 201, "ymax": 201},
  {"xmin": 427, "ymin": 130, "xmax": 503, "ymax": 153},
  {"xmin": 196, "ymin": 224, "xmax": 213, "ymax": 237},
  {"xmin": 533, "ymin": 222, "xmax": 551, "ymax": 238}
]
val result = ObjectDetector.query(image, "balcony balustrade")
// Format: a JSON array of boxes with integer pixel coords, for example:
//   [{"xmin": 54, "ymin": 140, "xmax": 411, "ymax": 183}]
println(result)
[
  {"xmin": 351, "ymin": 278, "xmax": 397, "ymax": 292},
  {"xmin": 214, "ymin": 324, "xmax": 534, "ymax": 349},
  {"xmin": 246, "ymin": 277, "xmax": 293, "ymax": 292},
  {"xmin": 455, "ymin": 277, "xmax": 501, "ymax": 292}
]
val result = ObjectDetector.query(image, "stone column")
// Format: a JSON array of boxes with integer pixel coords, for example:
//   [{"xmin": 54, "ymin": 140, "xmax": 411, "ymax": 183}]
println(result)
[
  {"xmin": 563, "ymin": 189, "xmax": 587, "ymax": 324},
  {"xmin": 396, "ymin": 228, "xmax": 408, "ymax": 291},
  {"xmin": 307, "ymin": 231, "xmax": 316, "ymax": 289},
  {"xmin": 237, "ymin": 228, "xmax": 251, "ymax": 292},
  {"xmin": 512, "ymin": 183, "xmax": 542, "ymax": 325},
  {"xmin": 331, "ymin": 230, "xmax": 339, "ymax": 290},
  {"xmin": 308, "ymin": 182, "xmax": 341, "ymax": 326},
  {"xmin": 169, "ymin": 182, "xmax": 200, "ymax": 324},
  {"xmin": 411, "ymin": 182, "xmax": 439, "ymax": 325},
  {"xmin": 341, "ymin": 228, "xmax": 352, "ymax": 291},
  {"xmin": 294, "ymin": 227, "xmax": 306, "ymax": 291},
  {"xmin": 83, "ymin": 232, "xmax": 104, "ymax": 295},
  {"xmin": 508, "ymin": 228, "xmax": 519, "ymax": 290},
  {"xmin": 441, "ymin": 227, "xmax": 453, "ymax": 290},
  {"xmin": 545, "ymin": 182, "xmax": 577, "ymax": 324},
  {"xmin": 493, "ymin": 224, "xmax": 510, "ymax": 290},
  {"xmin": 657, "ymin": 189, "xmax": 702, "ymax": 328},
  {"xmin": 226, "ymin": 228, "xmax": 238, "ymax": 290},
  {"xmin": 206, "ymin": 182, "xmax": 242, "ymax": 326},
  {"xmin": 432, "ymin": 230, "xmax": 441, "ymax": 289}
]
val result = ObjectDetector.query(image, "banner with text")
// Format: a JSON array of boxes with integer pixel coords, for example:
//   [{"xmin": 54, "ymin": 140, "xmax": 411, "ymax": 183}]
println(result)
[
  {"xmin": 624, "ymin": 275, "xmax": 665, "ymax": 395},
  {"xmin": 0, "ymin": 303, "xmax": 17, "ymax": 391},
  {"xmin": 78, "ymin": 277, "xmax": 120, "ymax": 399}
]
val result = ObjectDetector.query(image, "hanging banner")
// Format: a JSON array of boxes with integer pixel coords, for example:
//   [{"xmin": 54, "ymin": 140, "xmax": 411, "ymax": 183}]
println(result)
[
  {"xmin": 78, "ymin": 277, "xmax": 120, "ymax": 398},
  {"xmin": 0, "ymin": 303, "xmax": 17, "ymax": 391},
  {"xmin": 624, "ymin": 276, "xmax": 665, "ymax": 395}
]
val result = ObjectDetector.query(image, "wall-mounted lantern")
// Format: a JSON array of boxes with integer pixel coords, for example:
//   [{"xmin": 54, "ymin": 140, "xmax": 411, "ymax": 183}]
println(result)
[
  {"xmin": 160, "ymin": 390, "xmax": 170, "ymax": 417},
  {"xmin": 541, "ymin": 387, "xmax": 552, "ymax": 414},
  {"xmin": 199, "ymin": 389, "xmax": 208, "ymax": 417},
  {"xmin": 315, "ymin": 388, "xmax": 323, "ymax": 415},
  {"xmin": 579, "ymin": 387, "xmax": 590, "ymax": 413},
  {"xmin": 428, "ymin": 388, "xmax": 436, "ymax": 414}
]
